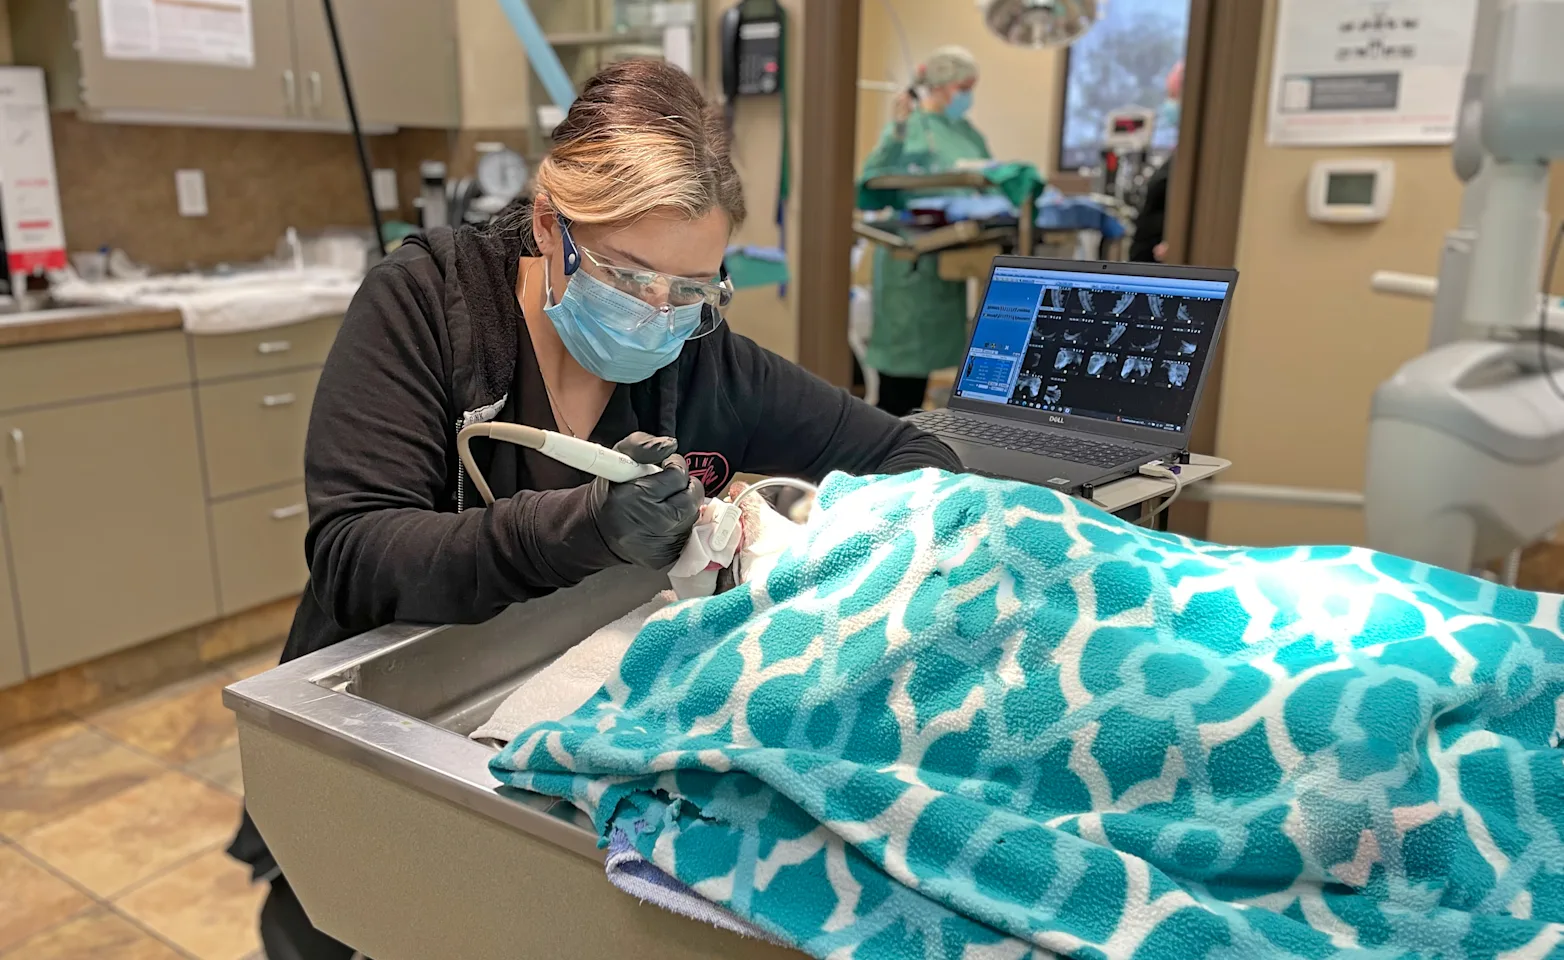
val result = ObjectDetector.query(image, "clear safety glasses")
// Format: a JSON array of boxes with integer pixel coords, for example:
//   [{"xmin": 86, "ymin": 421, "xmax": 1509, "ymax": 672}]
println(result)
[{"xmin": 560, "ymin": 217, "xmax": 733, "ymax": 340}]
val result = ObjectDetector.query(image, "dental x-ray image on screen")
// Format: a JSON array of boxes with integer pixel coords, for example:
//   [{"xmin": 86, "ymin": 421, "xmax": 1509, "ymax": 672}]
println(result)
[
  {"xmin": 1055, "ymin": 348, "xmax": 1085, "ymax": 373},
  {"xmin": 1120, "ymin": 355, "xmax": 1152, "ymax": 382},
  {"xmin": 1087, "ymin": 352, "xmax": 1118, "ymax": 377}
]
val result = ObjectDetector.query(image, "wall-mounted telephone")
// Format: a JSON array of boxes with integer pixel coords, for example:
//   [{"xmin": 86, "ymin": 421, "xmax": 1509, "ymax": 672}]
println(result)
[{"xmin": 720, "ymin": 0, "xmax": 784, "ymax": 99}]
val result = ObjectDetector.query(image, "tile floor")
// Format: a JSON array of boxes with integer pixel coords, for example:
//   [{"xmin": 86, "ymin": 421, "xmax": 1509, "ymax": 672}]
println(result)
[{"xmin": 0, "ymin": 644, "xmax": 282, "ymax": 960}]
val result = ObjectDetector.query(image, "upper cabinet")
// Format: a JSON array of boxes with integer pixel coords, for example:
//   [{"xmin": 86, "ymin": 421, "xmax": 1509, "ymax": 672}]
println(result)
[
  {"xmin": 291, "ymin": 0, "xmax": 460, "ymax": 129},
  {"xmin": 10, "ymin": 0, "xmax": 459, "ymax": 130},
  {"xmin": 50, "ymin": 0, "xmax": 298, "ymax": 121}
]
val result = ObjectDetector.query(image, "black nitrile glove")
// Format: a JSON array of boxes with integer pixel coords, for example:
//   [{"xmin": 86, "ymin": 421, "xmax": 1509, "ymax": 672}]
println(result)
[{"xmin": 589, "ymin": 432, "xmax": 704, "ymax": 569}]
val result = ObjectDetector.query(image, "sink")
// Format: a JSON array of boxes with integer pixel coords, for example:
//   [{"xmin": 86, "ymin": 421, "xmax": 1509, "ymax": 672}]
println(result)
[{"xmin": 224, "ymin": 565, "xmax": 803, "ymax": 960}]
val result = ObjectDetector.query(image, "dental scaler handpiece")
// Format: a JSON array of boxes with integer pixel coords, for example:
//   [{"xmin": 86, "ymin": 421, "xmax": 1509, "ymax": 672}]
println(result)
[
  {"xmin": 535, "ymin": 430, "xmax": 661, "ymax": 483},
  {"xmin": 455, "ymin": 421, "xmax": 663, "ymax": 505}
]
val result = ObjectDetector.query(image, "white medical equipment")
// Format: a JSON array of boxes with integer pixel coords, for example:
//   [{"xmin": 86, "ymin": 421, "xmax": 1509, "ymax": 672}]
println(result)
[
  {"xmin": 1098, "ymin": 105, "xmax": 1160, "ymax": 207},
  {"xmin": 979, "ymin": 0, "xmax": 1100, "ymax": 47},
  {"xmin": 1103, "ymin": 107, "xmax": 1156, "ymax": 154},
  {"xmin": 457, "ymin": 423, "xmax": 661, "ymax": 505},
  {"xmin": 708, "ymin": 476, "xmax": 818, "ymax": 553},
  {"xmin": 1307, "ymin": 159, "xmax": 1395, "ymax": 224},
  {"xmin": 1365, "ymin": 0, "xmax": 1564, "ymax": 574},
  {"xmin": 859, "ymin": 0, "xmax": 1099, "ymax": 91}
]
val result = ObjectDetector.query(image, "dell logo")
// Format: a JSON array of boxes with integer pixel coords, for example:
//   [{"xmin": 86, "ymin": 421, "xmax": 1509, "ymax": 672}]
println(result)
[{"xmin": 1048, "ymin": 415, "xmax": 1066, "ymax": 425}]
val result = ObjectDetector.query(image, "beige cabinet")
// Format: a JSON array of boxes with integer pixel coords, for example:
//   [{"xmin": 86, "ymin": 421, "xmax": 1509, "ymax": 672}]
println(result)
[
  {"xmin": 198, "ymin": 369, "xmax": 320, "ymax": 500},
  {"xmin": 0, "ymin": 317, "xmax": 344, "ymax": 690},
  {"xmin": 0, "ymin": 389, "xmax": 218, "ymax": 676},
  {"xmin": 292, "ymin": 0, "xmax": 460, "ymax": 129},
  {"xmin": 190, "ymin": 316, "xmax": 341, "ymax": 382},
  {"xmin": 12, "ymin": 0, "xmax": 456, "ymax": 128},
  {"xmin": 0, "ymin": 506, "xmax": 21, "ymax": 689},
  {"xmin": 211, "ymin": 483, "xmax": 309, "ymax": 615},
  {"xmin": 13, "ymin": 0, "xmax": 298, "ymax": 119}
]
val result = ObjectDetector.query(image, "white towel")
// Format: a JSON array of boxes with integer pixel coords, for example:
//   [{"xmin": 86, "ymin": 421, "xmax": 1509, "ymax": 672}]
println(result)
[
  {"xmin": 51, "ymin": 267, "xmax": 361, "ymax": 334},
  {"xmin": 665, "ymin": 500, "xmax": 742, "ymax": 600},
  {"xmin": 469, "ymin": 595, "xmax": 672, "ymax": 748},
  {"xmin": 472, "ymin": 490, "xmax": 807, "ymax": 747}
]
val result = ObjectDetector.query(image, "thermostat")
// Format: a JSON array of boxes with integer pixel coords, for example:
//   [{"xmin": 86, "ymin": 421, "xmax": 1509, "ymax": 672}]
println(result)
[{"xmin": 1307, "ymin": 159, "xmax": 1394, "ymax": 224}]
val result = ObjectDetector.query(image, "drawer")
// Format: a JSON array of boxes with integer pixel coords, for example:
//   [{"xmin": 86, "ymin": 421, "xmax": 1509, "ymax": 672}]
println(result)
[
  {"xmin": 0, "ymin": 331, "xmax": 189, "ymax": 412},
  {"xmin": 199, "ymin": 369, "xmax": 318, "ymax": 498},
  {"xmin": 211, "ymin": 483, "xmax": 309, "ymax": 615},
  {"xmin": 190, "ymin": 316, "xmax": 342, "ymax": 381}
]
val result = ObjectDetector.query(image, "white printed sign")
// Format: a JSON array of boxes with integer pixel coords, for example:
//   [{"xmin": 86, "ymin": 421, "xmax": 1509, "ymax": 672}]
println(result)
[
  {"xmin": 0, "ymin": 68, "xmax": 66, "ymax": 274},
  {"xmin": 101, "ymin": 0, "xmax": 255, "ymax": 69},
  {"xmin": 1268, "ymin": 0, "xmax": 1479, "ymax": 146}
]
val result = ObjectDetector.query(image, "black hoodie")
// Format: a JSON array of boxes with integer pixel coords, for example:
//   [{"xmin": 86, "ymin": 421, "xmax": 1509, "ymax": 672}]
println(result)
[{"xmin": 229, "ymin": 209, "xmax": 959, "ymax": 877}]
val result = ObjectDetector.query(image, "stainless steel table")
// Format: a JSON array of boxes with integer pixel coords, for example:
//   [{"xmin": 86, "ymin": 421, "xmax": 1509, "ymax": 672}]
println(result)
[
  {"xmin": 225, "ymin": 565, "xmax": 803, "ymax": 960},
  {"xmin": 225, "ymin": 461, "xmax": 1229, "ymax": 957}
]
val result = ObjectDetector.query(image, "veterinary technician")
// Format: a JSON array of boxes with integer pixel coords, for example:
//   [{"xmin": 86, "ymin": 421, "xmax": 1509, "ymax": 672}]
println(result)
[
  {"xmin": 860, "ymin": 45, "xmax": 992, "ymax": 417},
  {"xmin": 228, "ymin": 57, "xmax": 960, "ymax": 959}
]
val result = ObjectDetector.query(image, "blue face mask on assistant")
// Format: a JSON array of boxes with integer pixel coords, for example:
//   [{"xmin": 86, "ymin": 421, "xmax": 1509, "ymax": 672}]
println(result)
[
  {"xmin": 1157, "ymin": 98, "xmax": 1181, "ymax": 133},
  {"xmin": 541, "ymin": 228, "xmax": 706, "ymax": 384},
  {"xmin": 944, "ymin": 88, "xmax": 974, "ymax": 120}
]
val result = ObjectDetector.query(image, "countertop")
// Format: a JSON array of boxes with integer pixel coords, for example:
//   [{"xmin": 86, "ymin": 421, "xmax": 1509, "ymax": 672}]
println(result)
[{"xmin": 0, "ymin": 304, "xmax": 184, "ymax": 349}]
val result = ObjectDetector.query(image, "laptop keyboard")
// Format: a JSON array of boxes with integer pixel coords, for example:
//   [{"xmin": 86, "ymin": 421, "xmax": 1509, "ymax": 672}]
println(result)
[{"xmin": 914, "ymin": 411, "xmax": 1146, "ymax": 469}]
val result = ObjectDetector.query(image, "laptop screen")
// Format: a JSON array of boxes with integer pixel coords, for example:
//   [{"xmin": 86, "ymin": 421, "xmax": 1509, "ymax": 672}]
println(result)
[{"xmin": 953, "ymin": 264, "xmax": 1231, "ymax": 434}]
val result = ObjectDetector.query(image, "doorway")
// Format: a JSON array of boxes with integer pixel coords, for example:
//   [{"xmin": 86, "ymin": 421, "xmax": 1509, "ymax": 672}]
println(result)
[{"xmin": 794, "ymin": 0, "xmax": 1265, "ymax": 539}]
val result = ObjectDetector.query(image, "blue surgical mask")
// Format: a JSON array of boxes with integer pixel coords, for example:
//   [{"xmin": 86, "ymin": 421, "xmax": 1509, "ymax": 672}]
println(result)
[
  {"xmin": 944, "ymin": 89, "xmax": 974, "ymax": 120},
  {"xmin": 1157, "ymin": 98, "xmax": 1181, "ymax": 133},
  {"xmin": 542, "ymin": 258, "xmax": 703, "ymax": 383}
]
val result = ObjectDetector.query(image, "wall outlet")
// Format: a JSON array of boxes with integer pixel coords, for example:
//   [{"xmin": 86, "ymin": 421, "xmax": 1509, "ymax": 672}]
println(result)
[
  {"xmin": 175, "ymin": 169, "xmax": 207, "ymax": 217},
  {"xmin": 372, "ymin": 168, "xmax": 399, "ymax": 212}
]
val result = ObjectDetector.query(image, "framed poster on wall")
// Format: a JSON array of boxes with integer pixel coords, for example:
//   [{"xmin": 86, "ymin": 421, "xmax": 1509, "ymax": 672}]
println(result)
[{"xmin": 1267, "ymin": 0, "xmax": 1478, "ymax": 147}]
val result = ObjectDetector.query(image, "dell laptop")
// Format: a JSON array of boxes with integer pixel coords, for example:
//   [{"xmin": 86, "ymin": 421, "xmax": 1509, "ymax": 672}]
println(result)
[{"xmin": 910, "ymin": 255, "xmax": 1238, "ymax": 496}]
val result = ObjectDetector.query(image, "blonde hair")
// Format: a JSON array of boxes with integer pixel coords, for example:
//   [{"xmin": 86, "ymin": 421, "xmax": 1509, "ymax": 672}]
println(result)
[{"xmin": 533, "ymin": 59, "xmax": 745, "ymax": 230}]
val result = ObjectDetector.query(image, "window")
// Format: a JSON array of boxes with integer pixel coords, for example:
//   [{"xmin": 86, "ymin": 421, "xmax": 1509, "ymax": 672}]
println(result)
[{"xmin": 1058, "ymin": 0, "xmax": 1191, "ymax": 172}]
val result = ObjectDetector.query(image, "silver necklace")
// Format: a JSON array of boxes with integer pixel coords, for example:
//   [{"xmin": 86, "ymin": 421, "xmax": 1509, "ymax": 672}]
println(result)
[
  {"xmin": 520, "ymin": 260, "xmax": 579, "ymax": 438},
  {"xmin": 543, "ymin": 380, "xmax": 579, "ymax": 438}
]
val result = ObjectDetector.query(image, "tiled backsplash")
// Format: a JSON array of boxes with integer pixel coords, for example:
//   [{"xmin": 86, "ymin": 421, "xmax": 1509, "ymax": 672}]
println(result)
[{"xmin": 52, "ymin": 113, "xmax": 528, "ymax": 271}]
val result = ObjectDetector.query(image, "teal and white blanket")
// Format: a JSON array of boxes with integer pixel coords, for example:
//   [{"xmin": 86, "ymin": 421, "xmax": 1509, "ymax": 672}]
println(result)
[{"xmin": 491, "ymin": 470, "xmax": 1564, "ymax": 959}]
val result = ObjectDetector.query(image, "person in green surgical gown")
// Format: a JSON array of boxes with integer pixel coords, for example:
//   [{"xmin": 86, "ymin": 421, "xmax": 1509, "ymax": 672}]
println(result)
[{"xmin": 860, "ymin": 45, "xmax": 991, "ymax": 417}]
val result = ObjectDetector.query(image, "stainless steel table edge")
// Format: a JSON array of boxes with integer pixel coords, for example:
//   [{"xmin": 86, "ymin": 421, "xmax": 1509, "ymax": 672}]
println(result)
[{"xmin": 223, "ymin": 621, "xmax": 606, "ymax": 863}]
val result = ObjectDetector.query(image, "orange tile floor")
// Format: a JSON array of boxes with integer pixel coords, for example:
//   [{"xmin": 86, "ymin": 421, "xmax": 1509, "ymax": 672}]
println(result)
[{"xmin": 0, "ymin": 644, "xmax": 282, "ymax": 960}]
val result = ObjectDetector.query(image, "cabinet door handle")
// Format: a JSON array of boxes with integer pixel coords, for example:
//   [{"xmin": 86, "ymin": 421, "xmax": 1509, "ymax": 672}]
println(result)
[
  {"xmin": 270, "ymin": 503, "xmax": 306, "ymax": 521},
  {"xmin": 260, "ymin": 392, "xmax": 297, "ymax": 408},
  {"xmin": 7, "ymin": 428, "xmax": 22, "ymax": 472},
  {"xmin": 308, "ymin": 71, "xmax": 323, "ymax": 112},
  {"xmin": 257, "ymin": 339, "xmax": 292, "ymax": 355},
  {"xmin": 283, "ymin": 69, "xmax": 297, "ymax": 113}
]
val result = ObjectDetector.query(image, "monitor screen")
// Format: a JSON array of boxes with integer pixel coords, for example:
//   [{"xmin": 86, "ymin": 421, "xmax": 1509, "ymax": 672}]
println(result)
[{"xmin": 954, "ymin": 265, "xmax": 1231, "ymax": 433}]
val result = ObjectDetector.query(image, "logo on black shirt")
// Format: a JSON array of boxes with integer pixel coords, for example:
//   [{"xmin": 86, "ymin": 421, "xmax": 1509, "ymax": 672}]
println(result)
[{"xmin": 685, "ymin": 451, "xmax": 732, "ymax": 496}]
